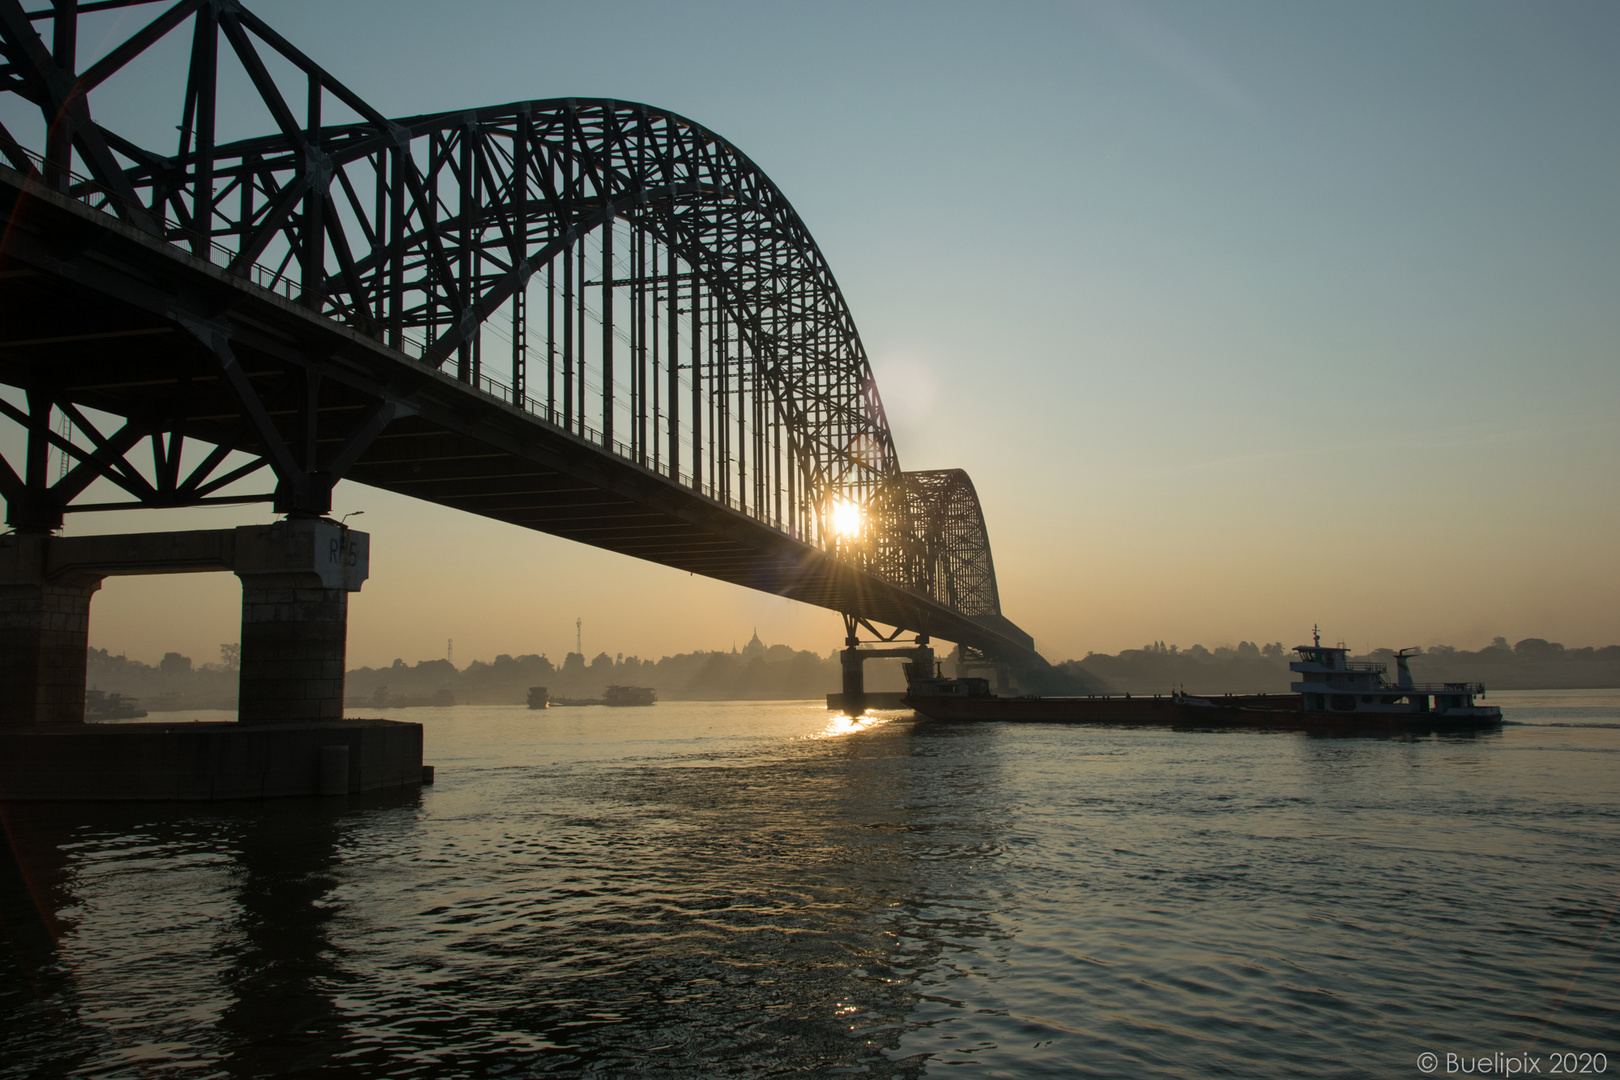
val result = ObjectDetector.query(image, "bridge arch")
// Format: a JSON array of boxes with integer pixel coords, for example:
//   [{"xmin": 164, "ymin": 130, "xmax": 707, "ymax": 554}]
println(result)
[
  {"xmin": 898, "ymin": 470, "xmax": 1002, "ymax": 618},
  {"xmin": 113, "ymin": 96, "xmax": 903, "ymax": 555}
]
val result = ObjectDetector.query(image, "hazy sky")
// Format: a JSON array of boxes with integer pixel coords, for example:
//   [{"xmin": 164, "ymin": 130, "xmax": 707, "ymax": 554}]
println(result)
[{"xmin": 14, "ymin": 0, "xmax": 1619, "ymax": 668}]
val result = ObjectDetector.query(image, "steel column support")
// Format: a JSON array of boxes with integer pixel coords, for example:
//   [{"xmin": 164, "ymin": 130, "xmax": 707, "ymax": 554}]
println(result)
[
  {"xmin": 511, "ymin": 287, "xmax": 526, "ymax": 406},
  {"xmin": 690, "ymin": 265, "xmax": 701, "ymax": 492},
  {"xmin": 184, "ymin": 4, "xmax": 217, "ymax": 255},
  {"xmin": 635, "ymin": 221, "xmax": 647, "ymax": 464},
  {"xmin": 576, "ymin": 230, "xmax": 586, "ymax": 435},
  {"xmin": 300, "ymin": 76, "xmax": 325, "ymax": 310},
  {"xmin": 546, "ymin": 260, "xmax": 556, "ymax": 421},
  {"xmin": 562, "ymin": 230, "xmax": 574, "ymax": 429},
  {"xmin": 650, "ymin": 233, "xmax": 660, "ymax": 470},
  {"xmin": 457, "ymin": 124, "xmax": 475, "ymax": 383},
  {"xmin": 668, "ymin": 238, "xmax": 680, "ymax": 479},
  {"xmin": 601, "ymin": 213, "xmax": 613, "ymax": 446}
]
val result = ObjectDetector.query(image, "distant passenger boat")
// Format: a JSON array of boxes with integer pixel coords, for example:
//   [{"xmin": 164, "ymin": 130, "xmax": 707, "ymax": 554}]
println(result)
[
  {"xmin": 85, "ymin": 689, "xmax": 147, "ymax": 720},
  {"xmin": 603, "ymin": 685, "xmax": 656, "ymax": 707},
  {"xmin": 904, "ymin": 630, "xmax": 1501, "ymax": 734},
  {"xmin": 527, "ymin": 686, "xmax": 549, "ymax": 709}
]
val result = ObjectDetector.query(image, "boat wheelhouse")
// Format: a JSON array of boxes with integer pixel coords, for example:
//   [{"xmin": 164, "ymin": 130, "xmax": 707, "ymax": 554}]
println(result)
[{"xmin": 1289, "ymin": 628, "xmax": 1497, "ymax": 720}]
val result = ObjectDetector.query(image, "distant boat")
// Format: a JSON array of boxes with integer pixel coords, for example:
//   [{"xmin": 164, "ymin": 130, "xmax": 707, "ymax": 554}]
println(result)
[
  {"xmin": 85, "ymin": 689, "xmax": 147, "ymax": 720},
  {"xmin": 527, "ymin": 686, "xmax": 549, "ymax": 709},
  {"xmin": 546, "ymin": 686, "xmax": 658, "ymax": 707},
  {"xmin": 369, "ymin": 687, "xmax": 455, "ymax": 709},
  {"xmin": 604, "ymin": 685, "xmax": 656, "ymax": 707}
]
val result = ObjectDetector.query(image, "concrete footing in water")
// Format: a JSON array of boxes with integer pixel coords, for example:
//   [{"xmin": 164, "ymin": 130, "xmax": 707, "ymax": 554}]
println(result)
[
  {"xmin": 0, "ymin": 718, "xmax": 427, "ymax": 801},
  {"xmin": 826, "ymin": 692, "xmax": 910, "ymax": 711},
  {"xmin": 0, "ymin": 521, "xmax": 433, "ymax": 802}
]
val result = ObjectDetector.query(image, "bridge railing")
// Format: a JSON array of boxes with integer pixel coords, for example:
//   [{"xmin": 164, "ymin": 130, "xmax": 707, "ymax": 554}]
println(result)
[{"xmin": 2, "ymin": 144, "xmax": 303, "ymax": 301}]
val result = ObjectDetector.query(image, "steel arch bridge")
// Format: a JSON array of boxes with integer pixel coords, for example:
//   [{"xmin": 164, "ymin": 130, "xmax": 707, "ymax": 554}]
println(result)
[{"xmin": 0, "ymin": 0, "xmax": 1045, "ymax": 670}]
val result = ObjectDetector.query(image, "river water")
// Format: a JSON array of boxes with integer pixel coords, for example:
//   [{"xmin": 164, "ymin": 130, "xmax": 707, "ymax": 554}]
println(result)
[{"xmin": 2, "ymin": 690, "xmax": 1616, "ymax": 1078}]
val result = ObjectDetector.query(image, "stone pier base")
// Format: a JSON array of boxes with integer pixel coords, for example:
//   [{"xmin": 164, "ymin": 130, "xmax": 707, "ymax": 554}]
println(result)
[
  {"xmin": 0, "ymin": 521, "xmax": 371, "ymax": 728},
  {"xmin": 0, "ymin": 575, "xmax": 99, "ymax": 725},
  {"xmin": 0, "ymin": 719, "xmax": 426, "ymax": 801},
  {"xmin": 0, "ymin": 522, "xmax": 428, "ymax": 802},
  {"xmin": 238, "ymin": 578, "xmax": 350, "ymax": 723}
]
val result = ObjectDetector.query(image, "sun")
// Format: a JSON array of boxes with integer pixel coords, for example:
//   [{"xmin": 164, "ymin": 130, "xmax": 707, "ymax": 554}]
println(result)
[{"xmin": 830, "ymin": 498, "xmax": 864, "ymax": 539}]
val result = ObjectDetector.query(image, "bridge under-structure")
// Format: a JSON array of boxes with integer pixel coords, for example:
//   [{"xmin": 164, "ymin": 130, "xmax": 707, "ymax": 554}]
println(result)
[{"xmin": 0, "ymin": 1, "xmax": 1057, "ymax": 793}]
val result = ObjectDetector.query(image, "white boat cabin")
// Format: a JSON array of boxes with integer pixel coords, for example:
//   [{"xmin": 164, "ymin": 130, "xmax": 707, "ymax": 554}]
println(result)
[{"xmin": 1289, "ymin": 629, "xmax": 1494, "ymax": 717}]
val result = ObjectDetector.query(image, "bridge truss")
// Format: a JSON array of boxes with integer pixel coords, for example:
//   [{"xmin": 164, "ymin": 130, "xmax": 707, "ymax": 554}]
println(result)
[{"xmin": 0, "ymin": 0, "xmax": 1040, "ymax": 663}]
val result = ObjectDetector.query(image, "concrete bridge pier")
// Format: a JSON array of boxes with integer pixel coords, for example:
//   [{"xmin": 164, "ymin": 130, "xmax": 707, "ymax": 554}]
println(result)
[
  {"xmin": 0, "ymin": 533, "xmax": 101, "ymax": 726},
  {"xmin": 0, "ymin": 521, "xmax": 369, "ymax": 726},
  {"xmin": 235, "ymin": 520, "xmax": 368, "ymax": 723},
  {"xmin": 0, "ymin": 521, "xmax": 428, "ymax": 800},
  {"xmin": 839, "ymin": 645, "xmax": 867, "ymax": 713},
  {"xmin": 832, "ymin": 627, "xmax": 935, "ymax": 714}
]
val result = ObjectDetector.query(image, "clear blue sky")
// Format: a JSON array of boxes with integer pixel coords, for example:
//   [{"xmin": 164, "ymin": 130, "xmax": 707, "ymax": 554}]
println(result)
[{"xmin": 19, "ymin": 0, "xmax": 1619, "ymax": 666}]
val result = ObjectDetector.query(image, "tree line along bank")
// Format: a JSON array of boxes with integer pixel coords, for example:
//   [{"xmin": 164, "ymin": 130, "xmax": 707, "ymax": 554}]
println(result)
[{"xmin": 85, "ymin": 634, "xmax": 1619, "ymax": 711}]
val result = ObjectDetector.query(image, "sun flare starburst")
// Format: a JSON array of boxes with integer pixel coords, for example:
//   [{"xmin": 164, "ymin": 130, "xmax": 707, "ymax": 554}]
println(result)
[{"xmin": 830, "ymin": 499, "xmax": 864, "ymax": 539}]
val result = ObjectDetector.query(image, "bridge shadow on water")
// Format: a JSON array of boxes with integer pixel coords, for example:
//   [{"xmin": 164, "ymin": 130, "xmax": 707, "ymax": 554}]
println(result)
[
  {"xmin": 0, "ymin": 789, "xmax": 420, "ymax": 1076},
  {"xmin": 0, "ymin": 717, "xmax": 1018, "ymax": 1078}
]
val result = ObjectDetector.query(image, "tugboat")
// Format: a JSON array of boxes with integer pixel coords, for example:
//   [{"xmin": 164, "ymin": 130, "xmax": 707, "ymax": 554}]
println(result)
[{"xmin": 903, "ymin": 629, "xmax": 1501, "ymax": 734}]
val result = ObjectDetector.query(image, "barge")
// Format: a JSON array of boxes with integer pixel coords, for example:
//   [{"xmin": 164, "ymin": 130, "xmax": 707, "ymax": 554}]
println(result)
[
  {"xmin": 545, "ymin": 685, "xmax": 658, "ymax": 707},
  {"xmin": 903, "ymin": 631, "xmax": 1501, "ymax": 734}
]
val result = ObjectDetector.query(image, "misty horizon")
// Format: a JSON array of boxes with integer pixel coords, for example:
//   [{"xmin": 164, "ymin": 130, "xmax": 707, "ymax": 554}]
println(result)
[
  {"xmin": 87, "ymin": 629, "xmax": 1620, "ymax": 674},
  {"xmin": 87, "ymin": 632, "xmax": 1620, "ymax": 713}
]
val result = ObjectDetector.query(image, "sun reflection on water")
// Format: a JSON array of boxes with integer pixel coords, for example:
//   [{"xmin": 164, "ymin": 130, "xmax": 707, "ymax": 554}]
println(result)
[{"xmin": 805, "ymin": 713, "xmax": 889, "ymax": 739}]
